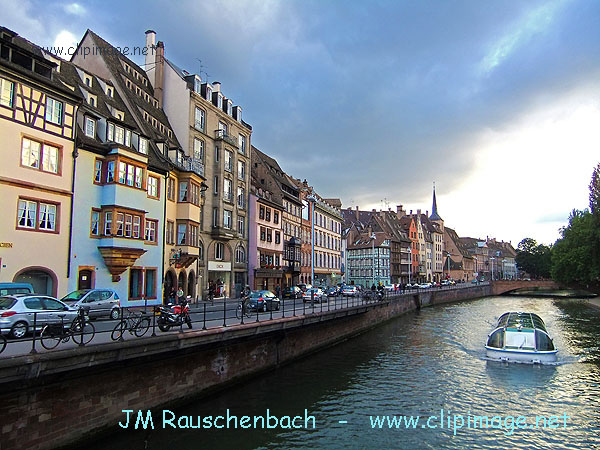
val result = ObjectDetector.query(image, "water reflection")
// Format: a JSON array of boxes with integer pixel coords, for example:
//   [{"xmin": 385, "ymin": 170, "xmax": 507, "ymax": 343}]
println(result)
[{"xmin": 81, "ymin": 296, "xmax": 600, "ymax": 450}]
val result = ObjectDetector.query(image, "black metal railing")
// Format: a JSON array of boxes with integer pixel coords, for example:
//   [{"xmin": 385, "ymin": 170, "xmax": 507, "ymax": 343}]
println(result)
[{"xmin": 0, "ymin": 282, "xmax": 487, "ymax": 357}]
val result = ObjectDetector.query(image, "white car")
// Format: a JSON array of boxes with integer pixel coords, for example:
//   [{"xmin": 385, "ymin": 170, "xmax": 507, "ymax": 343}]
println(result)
[
  {"xmin": 303, "ymin": 288, "xmax": 325, "ymax": 303},
  {"xmin": 418, "ymin": 283, "xmax": 432, "ymax": 289}
]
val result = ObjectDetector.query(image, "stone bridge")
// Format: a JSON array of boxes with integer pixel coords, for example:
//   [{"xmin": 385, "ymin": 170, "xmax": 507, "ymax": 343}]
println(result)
[{"xmin": 491, "ymin": 280, "xmax": 559, "ymax": 296}]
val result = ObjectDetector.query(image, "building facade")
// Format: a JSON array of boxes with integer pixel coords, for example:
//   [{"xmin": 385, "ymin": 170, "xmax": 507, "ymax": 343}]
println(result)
[{"xmin": 0, "ymin": 28, "xmax": 81, "ymax": 297}]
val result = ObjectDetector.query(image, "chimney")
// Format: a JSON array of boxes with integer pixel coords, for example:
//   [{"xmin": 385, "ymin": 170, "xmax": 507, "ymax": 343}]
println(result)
[
  {"xmin": 372, "ymin": 209, "xmax": 376, "ymax": 212},
  {"xmin": 145, "ymin": 30, "xmax": 156, "ymax": 79},
  {"xmin": 426, "ymin": 210, "xmax": 429, "ymax": 217},
  {"xmin": 212, "ymin": 81, "xmax": 221, "ymax": 92},
  {"xmin": 417, "ymin": 209, "xmax": 421, "ymax": 215},
  {"xmin": 154, "ymin": 41, "xmax": 165, "ymax": 107},
  {"xmin": 355, "ymin": 206, "xmax": 359, "ymax": 220}
]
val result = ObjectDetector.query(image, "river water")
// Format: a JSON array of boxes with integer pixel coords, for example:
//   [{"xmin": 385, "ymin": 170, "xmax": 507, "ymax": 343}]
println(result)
[{"xmin": 87, "ymin": 296, "xmax": 600, "ymax": 450}]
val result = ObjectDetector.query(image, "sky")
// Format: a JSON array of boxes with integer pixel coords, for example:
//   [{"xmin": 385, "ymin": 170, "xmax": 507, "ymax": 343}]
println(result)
[{"xmin": 4, "ymin": 0, "xmax": 600, "ymax": 246}]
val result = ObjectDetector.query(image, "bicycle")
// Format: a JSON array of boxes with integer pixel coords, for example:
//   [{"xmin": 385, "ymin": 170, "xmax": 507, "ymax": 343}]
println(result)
[
  {"xmin": 111, "ymin": 310, "xmax": 151, "ymax": 341},
  {"xmin": 236, "ymin": 297, "xmax": 252, "ymax": 319},
  {"xmin": 40, "ymin": 309, "xmax": 95, "ymax": 350},
  {"xmin": 0, "ymin": 329, "xmax": 6, "ymax": 354}
]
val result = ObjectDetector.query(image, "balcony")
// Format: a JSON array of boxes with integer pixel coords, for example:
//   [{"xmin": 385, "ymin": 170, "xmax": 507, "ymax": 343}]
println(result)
[
  {"xmin": 169, "ymin": 152, "xmax": 205, "ymax": 178},
  {"xmin": 211, "ymin": 225, "xmax": 236, "ymax": 239},
  {"xmin": 215, "ymin": 129, "xmax": 238, "ymax": 148}
]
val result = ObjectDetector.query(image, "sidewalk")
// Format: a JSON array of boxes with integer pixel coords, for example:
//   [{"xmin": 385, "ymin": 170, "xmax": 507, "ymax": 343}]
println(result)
[{"xmin": 585, "ymin": 297, "xmax": 600, "ymax": 310}]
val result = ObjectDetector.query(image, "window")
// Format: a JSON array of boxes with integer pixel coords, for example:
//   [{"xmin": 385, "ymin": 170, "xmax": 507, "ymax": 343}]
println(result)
[
  {"xmin": 21, "ymin": 138, "xmax": 59, "ymax": 174},
  {"xmin": 259, "ymin": 205, "xmax": 265, "ymax": 220},
  {"xmin": 224, "ymin": 178, "xmax": 232, "ymax": 201},
  {"xmin": 190, "ymin": 182, "xmax": 200, "ymax": 206},
  {"xmin": 126, "ymin": 164, "xmax": 134, "ymax": 186},
  {"xmin": 85, "ymin": 117, "xmax": 96, "ymax": 138},
  {"xmin": 116, "ymin": 213, "xmax": 124, "ymax": 236},
  {"xmin": 189, "ymin": 224, "xmax": 198, "ymax": 247},
  {"xmin": 212, "ymin": 207, "xmax": 219, "ymax": 227},
  {"xmin": 145, "ymin": 220, "xmax": 157, "ymax": 242},
  {"xmin": 145, "ymin": 269, "xmax": 157, "ymax": 298},
  {"xmin": 265, "ymin": 208, "xmax": 271, "ymax": 222},
  {"xmin": 17, "ymin": 199, "xmax": 37, "ymax": 229},
  {"xmin": 91, "ymin": 210, "xmax": 100, "ymax": 235},
  {"xmin": 235, "ymin": 246, "xmax": 245, "ymax": 263},
  {"xmin": 139, "ymin": 137, "xmax": 148, "ymax": 154},
  {"xmin": 215, "ymin": 242, "xmax": 224, "ymax": 260},
  {"xmin": 237, "ymin": 216, "xmax": 245, "ymax": 237},
  {"xmin": 107, "ymin": 123, "xmax": 115, "ymax": 141},
  {"xmin": 238, "ymin": 134, "xmax": 246, "ymax": 155},
  {"xmin": 129, "ymin": 268, "xmax": 143, "ymax": 299},
  {"xmin": 194, "ymin": 107, "xmax": 205, "ymax": 131},
  {"xmin": 0, "ymin": 78, "xmax": 14, "ymax": 107},
  {"xmin": 206, "ymin": 85, "xmax": 212, "ymax": 102},
  {"xmin": 213, "ymin": 176, "xmax": 219, "ymax": 195},
  {"xmin": 147, "ymin": 176, "xmax": 159, "ymax": 197},
  {"xmin": 166, "ymin": 221, "xmax": 174, "ymax": 245},
  {"xmin": 104, "ymin": 212, "xmax": 112, "ymax": 235},
  {"xmin": 133, "ymin": 216, "xmax": 140, "ymax": 238},
  {"xmin": 260, "ymin": 226, "xmax": 266, "ymax": 241},
  {"xmin": 135, "ymin": 167, "xmax": 143, "ymax": 188},
  {"xmin": 125, "ymin": 129, "xmax": 131, "ymax": 147},
  {"xmin": 193, "ymin": 138, "xmax": 204, "ymax": 161},
  {"xmin": 106, "ymin": 86, "xmax": 114, "ymax": 98},
  {"xmin": 179, "ymin": 181, "xmax": 188, "ymax": 202},
  {"xmin": 115, "ymin": 125, "xmax": 124, "ymax": 145},
  {"xmin": 45, "ymin": 97, "xmax": 62, "ymax": 125},
  {"xmin": 237, "ymin": 187, "xmax": 245, "ymax": 209},
  {"xmin": 223, "ymin": 210, "xmax": 232, "ymax": 229},
  {"xmin": 124, "ymin": 214, "xmax": 133, "ymax": 237},
  {"xmin": 107, "ymin": 161, "xmax": 115, "ymax": 183},
  {"xmin": 167, "ymin": 178, "xmax": 175, "ymax": 201},
  {"xmin": 266, "ymin": 229, "xmax": 272, "ymax": 242},
  {"xmin": 274, "ymin": 211, "xmax": 279, "ymax": 224},
  {"xmin": 93, "ymin": 159, "xmax": 102, "ymax": 183},
  {"xmin": 275, "ymin": 231, "xmax": 281, "ymax": 244},
  {"xmin": 224, "ymin": 150, "xmax": 232, "ymax": 172},
  {"xmin": 177, "ymin": 223, "xmax": 187, "ymax": 245},
  {"xmin": 237, "ymin": 161, "xmax": 245, "ymax": 180}
]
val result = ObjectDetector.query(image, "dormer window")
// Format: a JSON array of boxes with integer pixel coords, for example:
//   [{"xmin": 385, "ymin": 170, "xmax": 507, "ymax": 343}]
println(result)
[
  {"xmin": 87, "ymin": 93, "xmax": 97, "ymax": 107},
  {"xmin": 217, "ymin": 93, "xmax": 223, "ymax": 109},
  {"xmin": 139, "ymin": 137, "xmax": 148, "ymax": 154},
  {"xmin": 194, "ymin": 77, "xmax": 201, "ymax": 94},
  {"xmin": 84, "ymin": 74, "xmax": 93, "ymax": 87},
  {"xmin": 106, "ymin": 86, "xmax": 114, "ymax": 98},
  {"xmin": 226, "ymin": 100, "xmax": 232, "ymax": 116},
  {"xmin": 206, "ymin": 85, "xmax": 212, "ymax": 102},
  {"xmin": 85, "ymin": 117, "xmax": 96, "ymax": 138}
]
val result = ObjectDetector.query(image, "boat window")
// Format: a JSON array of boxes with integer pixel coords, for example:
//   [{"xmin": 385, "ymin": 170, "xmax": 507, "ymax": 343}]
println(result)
[
  {"xmin": 505, "ymin": 330, "xmax": 535, "ymax": 350},
  {"xmin": 535, "ymin": 330, "xmax": 555, "ymax": 351},
  {"xmin": 487, "ymin": 329, "xmax": 504, "ymax": 349},
  {"xmin": 531, "ymin": 316, "xmax": 547, "ymax": 331}
]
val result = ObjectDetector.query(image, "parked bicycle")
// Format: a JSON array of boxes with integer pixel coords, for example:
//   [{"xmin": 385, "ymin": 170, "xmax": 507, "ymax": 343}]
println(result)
[
  {"xmin": 40, "ymin": 309, "xmax": 95, "ymax": 350},
  {"xmin": 0, "ymin": 330, "xmax": 6, "ymax": 354},
  {"xmin": 111, "ymin": 310, "xmax": 151, "ymax": 341}
]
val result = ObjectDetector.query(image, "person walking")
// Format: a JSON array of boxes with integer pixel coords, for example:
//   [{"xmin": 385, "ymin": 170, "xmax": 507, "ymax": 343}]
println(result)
[{"xmin": 177, "ymin": 287, "xmax": 184, "ymax": 304}]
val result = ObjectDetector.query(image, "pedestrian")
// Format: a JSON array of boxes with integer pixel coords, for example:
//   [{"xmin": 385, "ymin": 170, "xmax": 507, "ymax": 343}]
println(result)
[
  {"xmin": 371, "ymin": 283, "xmax": 376, "ymax": 291},
  {"xmin": 275, "ymin": 284, "xmax": 281, "ymax": 298},
  {"xmin": 177, "ymin": 286, "xmax": 184, "ymax": 304}
]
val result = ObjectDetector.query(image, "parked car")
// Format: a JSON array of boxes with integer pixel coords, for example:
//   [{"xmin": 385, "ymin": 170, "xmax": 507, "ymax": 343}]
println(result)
[
  {"xmin": 0, "ymin": 282, "xmax": 34, "ymax": 296},
  {"xmin": 247, "ymin": 290, "xmax": 280, "ymax": 312},
  {"xmin": 0, "ymin": 294, "xmax": 79, "ymax": 338},
  {"xmin": 341, "ymin": 286, "xmax": 358, "ymax": 296},
  {"xmin": 326, "ymin": 287, "xmax": 338, "ymax": 297},
  {"xmin": 418, "ymin": 283, "xmax": 432, "ymax": 289},
  {"xmin": 440, "ymin": 280, "xmax": 451, "ymax": 286},
  {"xmin": 282, "ymin": 286, "xmax": 303, "ymax": 299},
  {"xmin": 303, "ymin": 288, "xmax": 325, "ymax": 303},
  {"xmin": 384, "ymin": 285, "xmax": 395, "ymax": 291},
  {"xmin": 297, "ymin": 283, "xmax": 312, "ymax": 292},
  {"xmin": 61, "ymin": 289, "xmax": 121, "ymax": 320}
]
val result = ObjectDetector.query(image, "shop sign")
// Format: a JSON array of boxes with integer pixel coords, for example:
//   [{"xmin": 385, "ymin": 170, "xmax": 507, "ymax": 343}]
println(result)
[
  {"xmin": 208, "ymin": 261, "xmax": 232, "ymax": 271},
  {"xmin": 0, "ymin": 243, "xmax": 13, "ymax": 248}
]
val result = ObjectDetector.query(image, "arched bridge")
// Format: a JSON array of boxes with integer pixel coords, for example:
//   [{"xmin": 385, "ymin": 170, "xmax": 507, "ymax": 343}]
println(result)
[{"xmin": 491, "ymin": 280, "xmax": 559, "ymax": 296}]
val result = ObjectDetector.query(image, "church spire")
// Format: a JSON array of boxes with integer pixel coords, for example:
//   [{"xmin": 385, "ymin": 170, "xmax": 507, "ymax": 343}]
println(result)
[{"xmin": 429, "ymin": 183, "xmax": 442, "ymax": 221}]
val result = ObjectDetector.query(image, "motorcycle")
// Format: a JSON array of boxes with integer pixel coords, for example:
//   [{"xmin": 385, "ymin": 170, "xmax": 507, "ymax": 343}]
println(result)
[{"xmin": 155, "ymin": 300, "xmax": 192, "ymax": 331}]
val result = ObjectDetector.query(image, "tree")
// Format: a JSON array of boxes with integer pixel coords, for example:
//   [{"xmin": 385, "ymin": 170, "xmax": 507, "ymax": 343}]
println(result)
[
  {"xmin": 551, "ymin": 209, "xmax": 600, "ymax": 287},
  {"xmin": 590, "ymin": 162, "xmax": 600, "ymax": 216},
  {"xmin": 516, "ymin": 238, "xmax": 552, "ymax": 279}
]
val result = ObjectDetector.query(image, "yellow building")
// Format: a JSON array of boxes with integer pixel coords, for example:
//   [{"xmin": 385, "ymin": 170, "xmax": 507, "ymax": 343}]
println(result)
[{"xmin": 0, "ymin": 28, "xmax": 81, "ymax": 296}]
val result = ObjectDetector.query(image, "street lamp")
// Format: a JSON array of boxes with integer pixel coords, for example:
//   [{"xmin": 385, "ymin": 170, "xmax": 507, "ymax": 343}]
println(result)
[
  {"xmin": 370, "ymin": 233, "xmax": 376, "ymax": 288},
  {"xmin": 473, "ymin": 256, "xmax": 478, "ymax": 281},
  {"xmin": 502, "ymin": 259, "xmax": 507, "ymax": 280},
  {"xmin": 307, "ymin": 194, "xmax": 317, "ymax": 301},
  {"xmin": 490, "ymin": 257, "xmax": 495, "ymax": 281},
  {"xmin": 446, "ymin": 251, "xmax": 451, "ymax": 279}
]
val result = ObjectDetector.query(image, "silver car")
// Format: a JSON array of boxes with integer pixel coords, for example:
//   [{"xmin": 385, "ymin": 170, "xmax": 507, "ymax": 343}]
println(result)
[
  {"xmin": 0, "ymin": 294, "xmax": 79, "ymax": 338},
  {"xmin": 61, "ymin": 289, "xmax": 121, "ymax": 320}
]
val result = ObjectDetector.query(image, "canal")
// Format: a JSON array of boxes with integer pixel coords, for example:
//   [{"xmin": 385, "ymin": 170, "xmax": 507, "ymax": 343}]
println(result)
[{"xmin": 82, "ymin": 295, "xmax": 600, "ymax": 449}]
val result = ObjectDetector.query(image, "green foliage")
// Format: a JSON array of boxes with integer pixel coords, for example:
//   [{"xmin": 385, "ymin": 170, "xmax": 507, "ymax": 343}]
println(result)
[
  {"xmin": 552, "ymin": 209, "xmax": 600, "ymax": 286},
  {"xmin": 516, "ymin": 238, "xmax": 552, "ymax": 279},
  {"xmin": 590, "ymin": 163, "xmax": 600, "ymax": 216}
]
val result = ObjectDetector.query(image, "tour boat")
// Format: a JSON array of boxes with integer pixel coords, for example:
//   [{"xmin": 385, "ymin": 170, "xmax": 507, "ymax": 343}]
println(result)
[{"xmin": 485, "ymin": 312, "xmax": 557, "ymax": 363}]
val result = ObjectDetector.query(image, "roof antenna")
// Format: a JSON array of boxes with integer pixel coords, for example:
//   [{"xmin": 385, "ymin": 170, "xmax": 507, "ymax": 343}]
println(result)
[{"xmin": 196, "ymin": 58, "xmax": 210, "ymax": 82}]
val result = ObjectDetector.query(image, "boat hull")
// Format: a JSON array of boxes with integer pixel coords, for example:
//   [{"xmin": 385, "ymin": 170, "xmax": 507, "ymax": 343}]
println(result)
[{"xmin": 485, "ymin": 347, "xmax": 558, "ymax": 364}]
